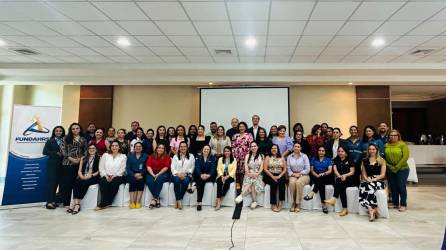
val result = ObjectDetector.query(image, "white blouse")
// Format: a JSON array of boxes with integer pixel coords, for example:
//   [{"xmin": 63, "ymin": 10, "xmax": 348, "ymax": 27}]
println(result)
[
  {"xmin": 99, "ymin": 153, "xmax": 127, "ymax": 177},
  {"xmin": 171, "ymin": 153, "xmax": 195, "ymax": 176},
  {"xmin": 209, "ymin": 136, "xmax": 231, "ymax": 155}
]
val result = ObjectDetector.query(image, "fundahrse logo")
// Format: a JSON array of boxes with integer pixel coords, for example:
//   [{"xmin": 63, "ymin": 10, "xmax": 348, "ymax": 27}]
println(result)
[{"xmin": 22, "ymin": 115, "xmax": 50, "ymax": 136}]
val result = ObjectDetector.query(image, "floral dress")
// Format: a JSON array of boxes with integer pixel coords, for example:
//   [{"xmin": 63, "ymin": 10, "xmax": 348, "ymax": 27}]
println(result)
[
  {"xmin": 242, "ymin": 154, "xmax": 264, "ymax": 193},
  {"xmin": 232, "ymin": 133, "xmax": 253, "ymax": 176}
]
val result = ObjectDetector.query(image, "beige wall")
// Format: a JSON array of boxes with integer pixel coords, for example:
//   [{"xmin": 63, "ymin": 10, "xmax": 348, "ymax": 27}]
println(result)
[
  {"xmin": 29, "ymin": 85, "xmax": 64, "ymax": 107},
  {"xmin": 113, "ymin": 86, "xmax": 199, "ymax": 131},
  {"xmin": 61, "ymin": 85, "xmax": 80, "ymax": 128},
  {"xmin": 290, "ymin": 86, "xmax": 357, "ymax": 138}
]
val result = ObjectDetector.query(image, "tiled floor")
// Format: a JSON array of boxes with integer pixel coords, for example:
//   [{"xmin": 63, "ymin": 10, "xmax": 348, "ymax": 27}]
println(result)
[{"xmin": 0, "ymin": 186, "xmax": 444, "ymax": 250}]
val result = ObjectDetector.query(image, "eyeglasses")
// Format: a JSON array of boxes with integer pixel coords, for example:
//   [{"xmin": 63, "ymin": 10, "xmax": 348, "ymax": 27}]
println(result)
[{"xmin": 389, "ymin": 134, "xmax": 398, "ymax": 137}]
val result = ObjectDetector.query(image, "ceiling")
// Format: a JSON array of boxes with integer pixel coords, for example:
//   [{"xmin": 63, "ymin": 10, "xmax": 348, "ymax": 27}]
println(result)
[
  {"xmin": 391, "ymin": 85, "xmax": 446, "ymax": 101},
  {"xmin": 1, "ymin": 0, "xmax": 446, "ymax": 65}
]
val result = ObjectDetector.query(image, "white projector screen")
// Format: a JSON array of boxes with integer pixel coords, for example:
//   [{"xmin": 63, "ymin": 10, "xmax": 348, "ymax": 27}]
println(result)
[{"xmin": 200, "ymin": 87, "xmax": 290, "ymax": 135}]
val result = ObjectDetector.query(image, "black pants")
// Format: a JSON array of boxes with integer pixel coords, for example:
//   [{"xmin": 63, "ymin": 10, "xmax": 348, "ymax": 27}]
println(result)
[
  {"xmin": 333, "ymin": 177, "xmax": 354, "ymax": 208},
  {"xmin": 128, "ymin": 175, "xmax": 145, "ymax": 192},
  {"xmin": 216, "ymin": 176, "xmax": 234, "ymax": 198},
  {"xmin": 73, "ymin": 177, "xmax": 99, "ymax": 199},
  {"xmin": 310, "ymin": 173, "xmax": 333, "ymax": 202},
  {"xmin": 263, "ymin": 174, "xmax": 287, "ymax": 204},
  {"xmin": 59, "ymin": 165, "xmax": 79, "ymax": 206},
  {"xmin": 46, "ymin": 162, "xmax": 62, "ymax": 204},
  {"xmin": 99, "ymin": 176, "xmax": 123, "ymax": 207},
  {"xmin": 194, "ymin": 175, "xmax": 215, "ymax": 202}
]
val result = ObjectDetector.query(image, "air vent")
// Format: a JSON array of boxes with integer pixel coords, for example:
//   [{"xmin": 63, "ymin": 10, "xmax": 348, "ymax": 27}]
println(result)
[
  {"xmin": 12, "ymin": 48, "xmax": 40, "ymax": 56},
  {"xmin": 214, "ymin": 49, "xmax": 232, "ymax": 56},
  {"xmin": 410, "ymin": 49, "xmax": 435, "ymax": 57}
]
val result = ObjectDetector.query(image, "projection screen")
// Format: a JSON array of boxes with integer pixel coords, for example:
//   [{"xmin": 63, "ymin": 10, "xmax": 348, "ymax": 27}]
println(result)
[{"xmin": 200, "ymin": 87, "xmax": 290, "ymax": 135}]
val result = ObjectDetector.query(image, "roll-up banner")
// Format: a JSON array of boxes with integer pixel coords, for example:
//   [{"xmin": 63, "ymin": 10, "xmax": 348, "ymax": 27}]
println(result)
[{"xmin": 1, "ymin": 105, "xmax": 61, "ymax": 206}]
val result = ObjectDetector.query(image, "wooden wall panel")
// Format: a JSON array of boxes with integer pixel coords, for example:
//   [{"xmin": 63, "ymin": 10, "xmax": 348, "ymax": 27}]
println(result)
[
  {"xmin": 356, "ymin": 86, "xmax": 391, "ymax": 133},
  {"xmin": 78, "ymin": 86, "xmax": 113, "ymax": 130}
]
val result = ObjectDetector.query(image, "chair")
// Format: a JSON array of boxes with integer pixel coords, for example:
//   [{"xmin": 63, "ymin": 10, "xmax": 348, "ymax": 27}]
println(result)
[
  {"xmin": 189, "ymin": 182, "xmax": 216, "ymax": 206},
  {"xmin": 212, "ymin": 182, "xmax": 236, "ymax": 207},
  {"xmin": 70, "ymin": 184, "xmax": 99, "ymax": 209},
  {"xmin": 407, "ymin": 157, "xmax": 418, "ymax": 183},
  {"xmin": 359, "ymin": 189, "xmax": 390, "ymax": 219},
  {"xmin": 334, "ymin": 186, "xmax": 360, "ymax": 213},
  {"xmin": 242, "ymin": 190, "xmax": 265, "ymax": 207},
  {"xmin": 263, "ymin": 184, "xmax": 290, "ymax": 209},
  {"xmin": 301, "ymin": 184, "xmax": 335, "ymax": 211},
  {"xmin": 142, "ymin": 182, "xmax": 170, "ymax": 207},
  {"xmin": 111, "ymin": 184, "xmax": 126, "ymax": 207}
]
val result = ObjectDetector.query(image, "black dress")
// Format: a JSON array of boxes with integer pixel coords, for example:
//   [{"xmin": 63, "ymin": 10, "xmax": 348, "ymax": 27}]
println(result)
[
  {"xmin": 359, "ymin": 158, "xmax": 385, "ymax": 209},
  {"xmin": 42, "ymin": 138, "xmax": 63, "ymax": 204},
  {"xmin": 190, "ymin": 136, "xmax": 210, "ymax": 156},
  {"xmin": 332, "ymin": 157, "xmax": 356, "ymax": 208}
]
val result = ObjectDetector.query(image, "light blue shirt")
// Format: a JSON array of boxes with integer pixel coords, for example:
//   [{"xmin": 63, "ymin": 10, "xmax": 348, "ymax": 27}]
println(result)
[
  {"xmin": 287, "ymin": 153, "xmax": 310, "ymax": 176},
  {"xmin": 272, "ymin": 136, "xmax": 294, "ymax": 155}
]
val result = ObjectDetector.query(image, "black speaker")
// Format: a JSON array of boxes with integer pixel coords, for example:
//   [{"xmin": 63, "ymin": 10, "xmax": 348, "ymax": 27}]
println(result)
[{"xmin": 232, "ymin": 202, "xmax": 243, "ymax": 220}]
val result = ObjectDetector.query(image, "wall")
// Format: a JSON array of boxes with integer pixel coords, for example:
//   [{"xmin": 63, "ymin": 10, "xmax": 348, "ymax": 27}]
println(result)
[
  {"xmin": 113, "ymin": 86, "xmax": 200, "ymax": 131},
  {"xmin": 79, "ymin": 86, "xmax": 113, "ymax": 130},
  {"xmin": 356, "ymin": 86, "xmax": 391, "ymax": 132},
  {"xmin": 61, "ymin": 85, "xmax": 80, "ymax": 128},
  {"xmin": 289, "ymin": 86, "xmax": 357, "ymax": 138},
  {"xmin": 29, "ymin": 85, "xmax": 63, "ymax": 107}
]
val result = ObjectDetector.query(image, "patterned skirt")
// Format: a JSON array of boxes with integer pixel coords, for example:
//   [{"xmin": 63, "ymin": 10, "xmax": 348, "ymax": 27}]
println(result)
[
  {"xmin": 359, "ymin": 180, "xmax": 385, "ymax": 209},
  {"xmin": 242, "ymin": 174, "xmax": 264, "ymax": 193}
]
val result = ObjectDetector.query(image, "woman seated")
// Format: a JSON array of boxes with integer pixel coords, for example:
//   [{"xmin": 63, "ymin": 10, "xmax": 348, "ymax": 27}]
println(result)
[
  {"xmin": 215, "ymin": 146, "xmax": 237, "ymax": 210},
  {"xmin": 70, "ymin": 144, "xmax": 100, "ymax": 214},
  {"xmin": 287, "ymin": 142, "xmax": 310, "ymax": 212},
  {"xmin": 235, "ymin": 141, "xmax": 264, "ymax": 209},
  {"xmin": 126, "ymin": 142, "xmax": 148, "ymax": 209},
  {"xmin": 324, "ymin": 145, "xmax": 356, "ymax": 216},
  {"xmin": 194, "ymin": 145, "xmax": 216, "ymax": 211},
  {"xmin": 263, "ymin": 144, "xmax": 287, "ymax": 212},
  {"xmin": 96, "ymin": 141, "xmax": 127, "ymax": 210},
  {"xmin": 171, "ymin": 141, "xmax": 195, "ymax": 209},
  {"xmin": 359, "ymin": 144, "xmax": 387, "ymax": 222},
  {"xmin": 304, "ymin": 146, "xmax": 333, "ymax": 213},
  {"xmin": 146, "ymin": 144, "xmax": 171, "ymax": 209}
]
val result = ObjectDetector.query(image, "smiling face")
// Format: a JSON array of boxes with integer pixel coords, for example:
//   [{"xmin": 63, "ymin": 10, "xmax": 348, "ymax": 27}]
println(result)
[
  {"xmin": 333, "ymin": 129, "xmax": 341, "ymax": 139},
  {"xmin": 110, "ymin": 142, "xmax": 120, "ymax": 153},
  {"xmin": 136, "ymin": 129, "xmax": 144, "ymax": 138},
  {"xmin": 177, "ymin": 127, "xmax": 185, "ymax": 136},
  {"xmin": 368, "ymin": 144, "xmax": 378, "ymax": 157},
  {"xmin": 71, "ymin": 124, "xmax": 80, "ymax": 136},
  {"xmin": 87, "ymin": 145, "xmax": 97, "ymax": 156},
  {"xmin": 197, "ymin": 126, "xmax": 205, "ymax": 136},
  {"xmin": 250, "ymin": 142, "xmax": 258, "ymax": 154},
  {"xmin": 202, "ymin": 145, "xmax": 210, "ymax": 157},
  {"xmin": 349, "ymin": 126, "xmax": 358, "ymax": 137},
  {"xmin": 270, "ymin": 144, "xmax": 278, "ymax": 157},
  {"xmin": 95, "ymin": 129, "xmax": 104, "ymax": 139},
  {"xmin": 239, "ymin": 123, "xmax": 246, "ymax": 133},
  {"xmin": 54, "ymin": 127, "xmax": 63, "ymax": 138},
  {"xmin": 146, "ymin": 130, "xmax": 154, "ymax": 139},
  {"xmin": 156, "ymin": 144, "xmax": 165, "ymax": 156},
  {"xmin": 107, "ymin": 128, "xmax": 115, "ymax": 137},
  {"xmin": 293, "ymin": 143, "xmax": 301, "ymax": 154},
  {"xmin": 231, "ymin": 118, "xmax": 239, "ymax": 128},
  {"xmin": 252, "ymin": 115, "xmax": 259, "ymax": 126},
  {"xmin": 224, "ymin": 148, "xmax": 231, "ymax": 158},
  {"xmin": 87, "ymin": 124, "xmax": 96, "ymax": 133},
  {"xmin": 366, "ymin": 128, "xmax": 374, "ymax": 139},
  {"xmin": 131, "ymin": 122, "xmax": 139, "ymax": 132},
  {"xmin": 217, "ymin": 126, "xmax": 224, "ymax": 137},
  {"xmin": 134, "ymin": 143, "xmax": 143, "ymax": 154},
  {"xmin": 278, "ymin": 127, "xmax": 286, "ymax": 137},
  {"xmin": 179, "ymin": 142, "xmax": 188, "ymax": 154},
  {"xmin": 337, "ymin": 146, "xmax": 346, "ymax": 159},
  {"xmin": 317, "ymin": 146, "xmax": 325, "ymax": 158}
]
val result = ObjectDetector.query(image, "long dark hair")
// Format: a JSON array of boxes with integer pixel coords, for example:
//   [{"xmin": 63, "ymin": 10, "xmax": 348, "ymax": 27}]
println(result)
[
  {"xmin": 334, "ymin": 145, "xmax": 350, "ymax": 162},
  {"xmin": 135, "ymin": 127, "xmax": 147, "ymax": 140},
  {"xmin": 256, "ymin": 127, "xmax": 268, "ymax": 141},
  {"xmin": 221, "ymin": 146, "xmax": 234, "ymax": 164},
  {"xmin": 292, "ymin": 122, "xmax": 304, "ymax": 134},
  {"xmin": 237, "ymin": 121, "xmax": 248, "ymax": 133},
  {"xmin": 65, "ymin": 123, "xmax": 84, "ymax": 145},
  {"xmin": 175, "ymin": 125, "xmax": 188, "ymax": 143},
  {"xmin": 248, "ymin": 141, "xmax": 261, "ymax": 162},
  {"xmin": 176, "ymin": 141, "xmax": 190, "ymax": 160},
  {"xmin": 362, "ymin": 125, "xmax": 378, "ymax": 142},
  {"xmin": 269, "ymin": 144, "xmax": 281, "ymax": 158},
  {"xmin": 311, "ymin": 124, "xmax": 321, "ymax": 136},
  {"xmin": 155, "ymin": 125, "xmax": 166, "ymax": 142},
  {"xmin": 50, "ymin": 125, "xmax": 65, "ymax": 139}
]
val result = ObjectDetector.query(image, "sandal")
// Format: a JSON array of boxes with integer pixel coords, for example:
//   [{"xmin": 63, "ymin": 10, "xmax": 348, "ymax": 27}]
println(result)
[
  {"xmin": 45, "ymin": 203, "xmax": 56, "ymax": 209},
  {"xmin": 303, "ymin": 195, "xmax": 314, "ymax": 201},
  {"xmin": 149, "ymin": 199, "xmax": 156, "ymax": 209},
  {"xmin": 156, "ymin": 199, "xmax": 161, "ymax": 208},
  {"xmin": 72, "ymin": 204, "xmax": 81, "ymax": 215}
]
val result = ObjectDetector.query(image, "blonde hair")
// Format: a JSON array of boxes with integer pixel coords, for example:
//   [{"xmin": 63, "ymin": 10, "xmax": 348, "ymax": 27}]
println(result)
[
  {"xmin": 388, "ymin": 129, "xmax": 402, "ymax": 141},
  {"xmin": 366, "ymin": 143, "xmax": 384, "ymax": 164}
]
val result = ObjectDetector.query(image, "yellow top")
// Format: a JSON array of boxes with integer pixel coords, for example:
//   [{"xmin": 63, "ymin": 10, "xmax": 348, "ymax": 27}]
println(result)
[{"xmin": 216, "ymin": 157, "xmax": 237, "ymax": 178}]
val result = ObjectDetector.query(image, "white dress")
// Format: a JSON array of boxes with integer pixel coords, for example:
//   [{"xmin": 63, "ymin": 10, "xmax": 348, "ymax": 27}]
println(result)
[{"xmin": 242, "ymin": 154, "xmax": 264, "ymax": 193}]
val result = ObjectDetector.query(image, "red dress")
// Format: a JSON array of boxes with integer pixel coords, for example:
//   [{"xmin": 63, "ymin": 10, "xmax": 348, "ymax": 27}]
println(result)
[
  {"xmin": 306, "ymin": 135, "xmax": 325, "ymax": 158},
  {"xmin": 89, "ymin": 138, "xmax": 107, "ymax": 156}
]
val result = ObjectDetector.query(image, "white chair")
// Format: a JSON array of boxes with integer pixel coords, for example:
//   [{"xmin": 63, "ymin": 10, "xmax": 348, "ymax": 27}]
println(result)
[
  {"xmin": 359, "ymin": 189, "xmax": 390, "ymax": 219},
  {"xmin": 70, "ymin": 184, "xmax": 99, "ymax": 209},
  {"xmin": 122, "ymin": 184, "xmax": 130, "ymax": 206},
  {"xmin": 407, "ymin": 157, "xmax": 418, "ymax": 183},
  {"xmin": 111, "ymin": 184, "xmax": 126, "ymax": 207},
  {"xmin": 301, "ymin": 184, "xmax": 335, "ymax": 211},
  {"xmin": 189, "ymin": 182, "xmax": 215, "ymax": 206},
  {"xmin": 142, "ymin": 182, "xmax": 170, "ymax": 207},
  {"xmin": 213, "ymin": 182, "xmax": 236, "ymax": 207},
  {"xmin": 334, "ymin": 186, "xmax": 360, "ymax": 213},
  {"xmin": 242, "ymin": 190, "xmax": 265, "ymax": 207},
  {"xmin": 263, "ymin": 184, "xmax": 290, "ymax": 209}
]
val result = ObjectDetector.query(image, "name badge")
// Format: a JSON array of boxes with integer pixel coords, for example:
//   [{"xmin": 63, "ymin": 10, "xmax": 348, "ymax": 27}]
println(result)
[{"xmin": 139, "ymin": 163, "xmax": 143, "ymax": 170}]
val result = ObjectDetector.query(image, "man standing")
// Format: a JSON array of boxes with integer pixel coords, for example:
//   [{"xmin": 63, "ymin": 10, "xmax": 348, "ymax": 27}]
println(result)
[
  {"xmin": 378, "ymin": 122, "xmax": 390, "ymax": 144},
  {"xmin": 84, "ymin": 123, "xmax": 96, "ymax": 143},
  {"xmin": 206, "ymin": 122, "xmax": 218, "ymax": 137},
  {"xmin": 248, "ymin": 114, "xmax": 264, "ymax": 141},
  {"xmin": 226, "ymin": 118, "xmax": 239, "ymax": 140},
  {"xmin": 125, "ymin": 121, "xmax": 140, "ymax": 141}
]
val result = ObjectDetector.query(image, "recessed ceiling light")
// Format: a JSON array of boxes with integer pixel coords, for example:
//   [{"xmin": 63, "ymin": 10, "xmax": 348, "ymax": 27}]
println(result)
[
  {"xmin": 371, "ymin": 37, "xmax": 385, "ymax": 47},
  {"xmin": 208, "ymin": 82, "xmax": 213, "ymax": 85},
  {"xmin": 0, "ymin": 39, "xmax": 6, "ymax": 47},
  {"xmin": 245, "ymin": 37, "xmax": 257, "ymax": 48},
  {"xmin": 117, "ymin": 37, "xmax": 131, "ymax": 47},
  {"xmin": 348, "ymin": 82, "xmax": 353, "ymax": 85}
]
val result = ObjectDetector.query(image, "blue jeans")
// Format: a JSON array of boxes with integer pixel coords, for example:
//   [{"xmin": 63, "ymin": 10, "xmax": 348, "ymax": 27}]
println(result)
[
  {"xmin": 146, "ymin": 172, "xmax": 170, "ymax": 199},
  {"xmin": 171, "ymin": 175, "xmax": 191, "ymax": 201},
  {"xmin": 388, "ymin": 168, "xmax": 409, "ymax": 207}
]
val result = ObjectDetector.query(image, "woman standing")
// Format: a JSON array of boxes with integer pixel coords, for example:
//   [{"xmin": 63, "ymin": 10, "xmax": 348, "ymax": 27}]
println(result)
[
  {"xmin": 268, "ymin": 125, "xmax": 278, "ymax": 139},
  {"xmin": 209, "ymin": 126, "xmax": 231, "ymax": 158},
  {"xmin": 256, "ymin": 127, "xmax": 273, "ymax": 156},
  {"xmin": 167, "ymin": 127, "xmax": 176, "ymax": 144},
  {"xmin": 146, "ymin": 128, "xmax": 156, "ymax": 150},
  {"xmin": 292, "ymin": 123, "xmax": 305, "ymax": 138},
  {"xmin": 43, "ymin": 126, "xmax": 65, "ymax": 209},
  {"xmin": 97, "ymin": 141, "xmax": 127, "ymax": 210},
  {"xmin": 324, "ymin": 128, "xmax": 347, "ymax": 159},
  {"xmin": 232, "ymin": 122, "xmax": 254, "ymax": 188},
  {"xmin": 187, "ymin": 125, "xmax": 198, "ymax": 141},
  {"xmin": 194, "ymin": 145, "xmax": 216, "ymax": 211},
  {"xmin": 60, "ymin": 123, "xmax": 87, "ymax": 209},
  {"xmin": 303, "ymin": 146, "xmax": 333, "ymax": 214},
  {"xmin": 287, "ymin": 142, "xmax": 310, "ymax": 212},
  {"xmin": 130, "ymin": 127, "xmax": 153, "ymax": 155},
  {"xmin": 360, "ymin": 125, "xmax": 384, "ymax": 159},
  {"xmin": 155, "ymin": 125, "xmax": 170, "ymax": 153},
  {"xmin": 215, "ymin": 146, "xmax": 237, "ymax": 210},
  {"xmin": 171, "ymin": 141, "xmax": 195, "ymax": 209},
  {"xmin": 293, "ymin": 130, "xmax": 311, "ymax": 156},
  {"xmin": 116, "ymin": 129, "xmax": 130, "ymax": 155},
  {"xmin": 146, "ymin": 144, "xmax": 171, "ymax": 209},
  {"xmin": 272, "ymin": 125, "xmax": 293, "ymax": 158},
  {"xmin": 235, "ymin": 142, "xmax": 264, "ymax": 209},
  {"xmin": 263, "ymin": 144, "xmax": 287, "ymax": 212},
  {"xmin": 89, "ymin": 128, "xmax": 109, "ymax": 156},
  {"xmin": 126, "ymin": 142, "xmax": 148, "ymax": 209},
  {"xmin": 70, "ymin": 144, "xmax": 100, "ymax": 214},
  {"xmin": 346, "ymin": 125, "xmax": 362, "ymax": 186},
  {"xmin": 359, "ymin": 144, "xmax": 387, "ymax": 222},
  {"xmin": 306, "ymin": 124, "xmax": 325, "ymax": 158},
  {"xmin": 106, "ymin": 127, "xmax": 116, "ymax": 145},
  {"xmin": 324, "ymin": 146, "xmax": 356, "ymax": 216},
  {"xmin": 170, "ymin": 125, "xmax": 189, "ymax": 156},
  {"xmin": 385, "ymin": 129, "xmax": 410, "ymax": 212},
  {"xmin": 190, "ymin": 125, "xmax": 211, "ymax": 157}
]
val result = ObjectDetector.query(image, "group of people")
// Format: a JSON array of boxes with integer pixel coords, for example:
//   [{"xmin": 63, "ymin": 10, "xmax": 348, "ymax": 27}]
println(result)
[{"xmin": 43, "ymin": 115, "xmax": 410, "ymax": 222}]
